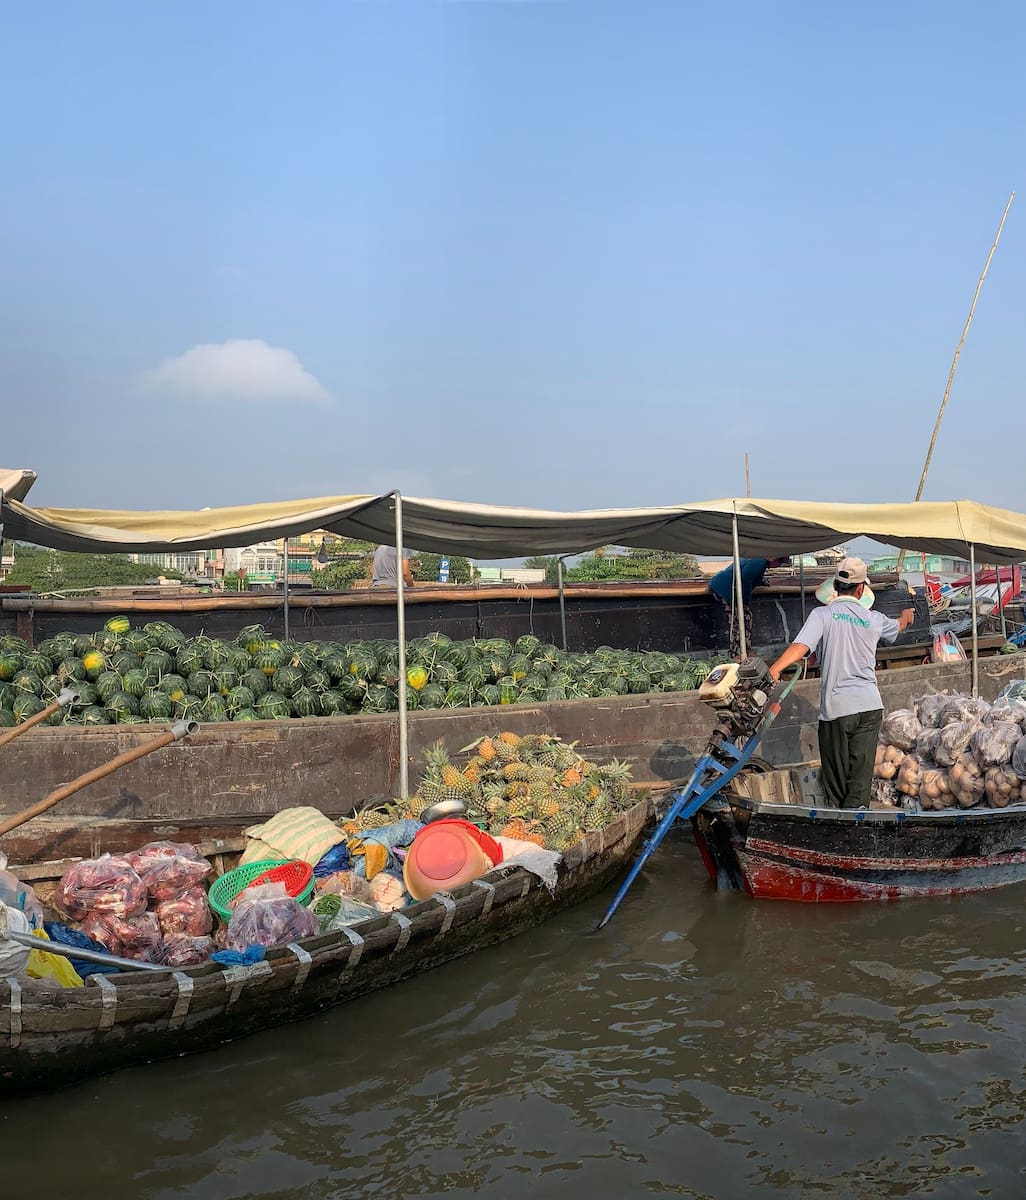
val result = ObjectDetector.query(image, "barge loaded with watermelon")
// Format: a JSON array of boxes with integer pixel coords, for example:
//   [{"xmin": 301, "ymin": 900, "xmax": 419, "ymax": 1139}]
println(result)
[{"xmin": 0, "ymin": 616, "xmax": 723, "ymax": 727}]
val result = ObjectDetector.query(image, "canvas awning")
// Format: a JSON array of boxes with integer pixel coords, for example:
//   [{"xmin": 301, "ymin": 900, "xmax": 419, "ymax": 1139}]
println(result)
[{"xmin": 3, "ymin": 469, "xmax": 1026, "ymax": 563}]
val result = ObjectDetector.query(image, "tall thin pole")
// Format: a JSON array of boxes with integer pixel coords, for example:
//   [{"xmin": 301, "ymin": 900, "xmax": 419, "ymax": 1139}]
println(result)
[
  {"xmin": 969, "ymin": 543, "xmax": 979, "ymax": 698},
  {"xmin": 731, "ymin": 505, "xmax": 747, "ymax": 660},
  {"xmin": 394, "ymin": 492, "xmax": 409, "ymax": 800},
  {"xmin": 897, "ymin": 192, "xmax": 1015, "ymax": 572},
  {"xmin": 282, "ymin": 539, "xmax": 290, "ymax": 640},
  {"xmin": 557, "ymin": 556, "xmax": 568, "ymax": 650},
  {"xmin": 744, "ymin": 452, "xmax": 751, "ymax": 498},
  {"xmin": 997, "ymin": 563, "xmax": 1008, "ymax": 641}
]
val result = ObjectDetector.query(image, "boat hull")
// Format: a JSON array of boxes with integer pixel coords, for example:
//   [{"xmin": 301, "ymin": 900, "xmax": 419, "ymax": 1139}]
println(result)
[{"xmin": 692, "ymin": 801, "xmax": 1026, "ymax": 902}]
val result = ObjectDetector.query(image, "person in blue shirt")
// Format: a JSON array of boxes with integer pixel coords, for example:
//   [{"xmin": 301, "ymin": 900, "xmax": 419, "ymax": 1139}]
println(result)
[{"xmin": 708, "ymin": 557, "xmax": 789, "ymax": 660}]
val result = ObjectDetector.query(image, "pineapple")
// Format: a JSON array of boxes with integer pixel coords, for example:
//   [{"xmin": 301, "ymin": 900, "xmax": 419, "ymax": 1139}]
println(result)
[
  {"xmin": 493, "ymin": 739, "xmax": 520, "ymax": 764},
  {"xmin": 583, "ymin": 797, "xmax": 613, "ymax": 831},
  {"xmin": 527, "ymin": 764, "xmax": 557, "ymax": 787},
  {"xmin": 478, "ymin": 737, "xmax": 497, "ymax": 762},
  {"xmin": 542, "ymin": 809, "xmax": 580, "ymax": 850},
  {"xmin": 504, "ymin": 781, "xmax": 530, "ymax": 802},
  {"xmin": 497, "ymin": 731, "xmax": 521, "ymax": 746},
  {"xmin": 502, "ymin": 762, "xmax": 532, "ymax": 782},
  {"xmin": 561, "ymin": 766, "xmax": 583, "ymax": 787},
  {"xmin": 499, "ymin": 819, "xmax": 546, "ymax": 846}
]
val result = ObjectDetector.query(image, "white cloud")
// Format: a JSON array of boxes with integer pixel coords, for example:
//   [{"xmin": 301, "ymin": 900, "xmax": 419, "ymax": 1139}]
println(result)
[{"xmin": 141, "ymin": 339, "xmax": 331, "ymax": 405}]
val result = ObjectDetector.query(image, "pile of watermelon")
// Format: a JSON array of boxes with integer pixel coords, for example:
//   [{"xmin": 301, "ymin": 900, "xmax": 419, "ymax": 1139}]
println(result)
[{"xmin": 0, "ymin": 617, "xmax": 723, "ymax": 727}]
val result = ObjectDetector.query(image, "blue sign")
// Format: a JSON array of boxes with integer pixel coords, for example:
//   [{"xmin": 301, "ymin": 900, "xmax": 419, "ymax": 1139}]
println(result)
[{"xmin": 438, "ymin": 557, "xmax": 451, "ymax": 583}]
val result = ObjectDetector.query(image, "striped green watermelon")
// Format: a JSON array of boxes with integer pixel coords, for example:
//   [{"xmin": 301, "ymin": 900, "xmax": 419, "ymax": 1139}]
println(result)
[
  {"xmin": 139, "ymin": 689, "xmax": 174, "ymax": 720},
  {"xmin": 173, "ymin": 696, "xmax": 204, "ymax": 720},
  {"xmin": 23, "ymin": 651, "xmax": 53, "ymax": 676},
  {"xmin": 156, "ymin": 674, "xmax": 188, "ymax": 703},
  {"xmin": 318, "ymin": 689, "xmax": 347, "ymax": 715},
  {"xmin": 225, "ymin": 685, "xmax": 256, "ymax": 715},
  {"xmin": 201, "ymin": 693, "xmax": 229, "ymax": 722},
  {"xmin": 80, "ymin": 706, "xmax": 113, "ymax": 725},
  {"xmin": 202, "ymin": 641, "xmax": 229, "ymax": 670},
  {"xmin": 143, "ymin": 649, "xmax": 173, "ymax": 677},
  {"xmin": 106, "ymin": 691, "xmax": 139, "ymax": 719},
  {"xmin": 253, "ymin": 647, "xmax": 286, "ymax": 677},
  {"xmin": 236, "ymin": 624, "xmax": 268, "ymax": 654},
  {"xmin": 12, "ymin": 670, "xmax": 42, "ymax": 696},
  {"xmin": 212, "ymin": 667, "xmax": 240, "ymax": 696},
  {"xmin": 271, "ymin": 665, "xmax": 304, "ymax": 698},
  {"xmin": 186, "ymin": 669, "xmax": 215, "ymax": 698},
  {"xmin": 225, "ymin": 646, "xmax": 251, "ymax": 675},
  {"xmin": 109, "ymin": 651, "xmax": 143, "ymax": 675},
  {"xmin": 233, "ymin": 708, "xmax": 260, "ymax": 721},
  {"xmin": 417, "ymin": 683, "xmax": 446, "ymax": 710},
  {"xmin": 0, "ymin": 652, "xmax": 23, "ymax": 682},
  {"xmin": 103, "ymin": 615, "xmax": 132, "ymax": 635},
  {"xmin": 289, "ymin": 688, "xmax": 320, "ymax": 718},
  {"xmin": 304, "ymin": 668, "xmax": 331, "ymax": 693},
  {"xmin": 123, "ymin": 631, "xmax": 150, "ymax": 656},
  {"xmin": 94, "ymin": 671, "xmax": 125, "ymax": 703},
  {"xmin": 240, "ymin": 668, "xmax": 269, "ymax": 698},
  {"xmin": 254, "ymin": 692, "xmax": 290, "ymax": 719},
  {"xmin": 122, "ymin": 669, "xmax": 154, "ymax": 698},
  {"xmin": 175, "ymin": 643, "xmax": 207, "ymax": 676},
  {"xmin": 0, "ymin": 709, "xmax": 15, "ymax": 727}
]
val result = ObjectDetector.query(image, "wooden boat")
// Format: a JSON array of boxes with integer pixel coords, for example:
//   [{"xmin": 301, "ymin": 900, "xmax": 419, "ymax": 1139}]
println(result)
[
  {"xmin": 692, "ymin": 793, "xmax": 1026, "ymax": 901},
  {"xmin": 0, "ymin": 798, "xmax": 650, "ymax": 1095}
]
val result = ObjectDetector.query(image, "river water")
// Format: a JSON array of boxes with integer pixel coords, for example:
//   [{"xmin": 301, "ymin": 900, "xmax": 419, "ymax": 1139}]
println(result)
[{"xmin": 4, "ymin": 837, "xmax": 1026, "ymax": 1199}]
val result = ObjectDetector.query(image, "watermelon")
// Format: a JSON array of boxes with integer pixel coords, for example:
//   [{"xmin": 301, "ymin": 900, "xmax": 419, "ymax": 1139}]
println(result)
[
  {"xmin": 255, "ymin": 692, "xmax": 290, "ymax": 719},
  {"xmin": 117, "ymin": 715, "xmax": 147, "ymax": 725},
  {"xmin": 225, "ymin": 685, "xmax": 256, "ymax": 714},
  {"xmin": 271, "ymin": 665, "xmax": 304, "ymax": 698},
  {"xmin": 212, "ymin": 667, "xmax": 240, "ymax": 696},
  {"xmin": 201, "ymin": 693, "xmax": 229, "ymax": 722},
  {"xmin": 318, "ymin": 689, "xmax": 347, "ymax": 715},
  {"xmin": 103, "ymin": 615, "xmax": 131, "ymax": 635},
  {"xmin": 23, "ymin": 650, "xmax": 53, "ymax": 676},
  {"xmin": 508, "ymin": 654, "xmax": 532, "ymax": 681},
  {"xmin": 322, "ymin": 652, "xmax": 348, "ymax": 682},
  {"xmin": 11, "ymin": 694, "xmax": 43, "ymax": 723},
  {"xmin": 80, "ymin": 705, "xmax": 113, "ymax": 725},
  {"xmin": 175, "ymin": 643, "xmax": 207, "ymax": 676},
  {"xmin": 514, "ymin": 634, "xmax": 542, "ymax": 659},
  {"xmin": 236, "ymin": 624, "xmax": 268, "ymax": 655},
  {"xmin": 81, "ymin": 649, "xmax": 107, "ymax": 679},
  {"xmin": 417, "ymin": 683, "xmax": 446, "ymax": 709},
  {"xmin": 157, "ymin": 674, "xmax": 188, "ymax": 703},
  {"xmin": 94, "ymin": 671, "xmax": 125, "ymax": 703},
  {"xmin": 0, "ymin": 710, "xmax": 15, "ymax": 728},
  {"xmin": 233, "ymin": 708, "xmax": 260, "ymax": 721},
  {"xmin": 304, "ymin": 667, "xmax": 331, "ymax": 694},
  {"xmin": 430, "ymin": 660, "xmax": 459, "ymax": 687},
  {"xmin": 73, "ymin": 682, "xmax": 98, "ymax": 707},
  {"xmin": 123, "ymin": 631, "xmax": 150, "ymax": 656},
  {"xmin": 139, "ymin": 689, "xmax": 173, "ymax": 720},
  {"xmin": 240, "ymin": 668, "xmax": 269, "ymax": 698},
  {"xmin": 498, "ymin": 678, "xmax": 518, "ymax": 705},
  {"xmin": 347, "ymin": 647, "xmax": 378, "ymax": 682},
  {"xmin": 173, "ymin": 696, "xmax": 204, "ymax": 720},
  {"xmin": 109, "ymin": 651, "xmax": 143, "ymax": 675},
  {"xmin": 106, "ymin": 691, "xmax": 140, "ymax": 719},
  {"xmin": 187, "ymin": 669, "xmax": 215, "ymax": 698},
  {"xmin": 362, "ymin": 684, "xmax": 395, "ymax": 713},
  {"xmin": 12, "ymin": 670, "xmax": 42, "ymax": 696},
  {"xmin": 202, "ymin": 641, "xmax": 229, "ymax": 670},
  {"xmin": 122, "ymin": 669, "xmax": 154, "ymax": 698},
  {"xmin": 224, "ymin": 647, "xmax": 251, "ymax": 675},
  {"xmin": 40, "ymin": 673, "xmax": 63, "ymax": 701},
  {"xmin": 253, "ymin": 647, "xmax": 285, "ymax": 677},
  {"xmin": 289, "ymin": 687, "xmax": 321, "ymax": 718},
  {"xmin": 143, "ymin": 649, "xmax": 173, "ymax": 677},
  {"xmin": 444, "ymin": 684, "xmax": 472, "ymax": 708},
  {"xmin": 478, "ymin": 684, "xmax": 502, "ymax": 705}
]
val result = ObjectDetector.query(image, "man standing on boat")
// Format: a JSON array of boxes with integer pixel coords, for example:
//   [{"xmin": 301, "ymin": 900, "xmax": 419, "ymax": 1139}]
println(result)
[
  {"xmin": 768, "ymin": 557, "xmax": 915, "ymax": 810},
  {"xmin": 371, "ymin": 544, "xmax": 416, "ymax": 589},
  {"xmin": 708, "ymin": 557, "xmax": 789, "ymax": 660}
]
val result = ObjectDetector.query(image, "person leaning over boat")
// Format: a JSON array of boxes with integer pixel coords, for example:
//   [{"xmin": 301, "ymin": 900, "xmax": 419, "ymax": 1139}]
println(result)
[
  {"xmin": 371, "ymin": 544, "xmax": 416, "ymax": 589},
  {"xmin": 768, "ymin": 557, "xmax": 915, "ymax": 810},
  {"xmin": 708, "ymin": 557, "xmax": 789, "ymax": 660}
]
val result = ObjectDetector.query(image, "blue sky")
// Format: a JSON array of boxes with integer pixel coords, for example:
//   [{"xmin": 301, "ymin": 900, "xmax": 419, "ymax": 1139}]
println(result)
[{"xmin": 2, "ymin": 1, "xmax": 1023, "ymax": 519}]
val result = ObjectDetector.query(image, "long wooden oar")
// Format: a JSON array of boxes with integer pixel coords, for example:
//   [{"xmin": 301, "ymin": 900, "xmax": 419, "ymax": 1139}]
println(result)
[
  {"xmin": 0, "ymin": 686, "xmax": 81, "ymax": 747},
  {"xmin": 0, "ymin": 719, "xmax": 197, "ymax": 838}
]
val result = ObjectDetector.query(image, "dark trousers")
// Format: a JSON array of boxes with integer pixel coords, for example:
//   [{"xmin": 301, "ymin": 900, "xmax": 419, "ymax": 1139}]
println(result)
[{"xmin": 818, "ymin": 709, "xmax": 883, "ymax": 809}]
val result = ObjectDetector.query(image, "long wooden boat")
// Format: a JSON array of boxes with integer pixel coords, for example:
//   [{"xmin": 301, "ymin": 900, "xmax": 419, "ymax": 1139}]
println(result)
[
  {"xmin": 0, "ymin": 798, "xmax": 649, "ymax": 1095},
  {"xmin": 692, "ymin": 794, "xmax": 1026, "ymax": 901}
]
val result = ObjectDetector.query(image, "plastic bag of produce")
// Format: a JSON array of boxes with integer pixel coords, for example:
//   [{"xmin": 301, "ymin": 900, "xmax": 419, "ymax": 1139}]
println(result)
[
  {"xmin": 880, "ymin": 710, "xmax": 922, "ymax": 752},
  {"xmin": 896, "ymin": 754, "xmax": 923, "ymax": 797},
  {"xmin": 996, "ymin": 680, "xmax": 1026, "ymax": 705},
  {"xmin": 915, "ymin": 728, "xmax": 943, "ymax": 762},
  {"xmin": 225, "ymin": 882, "xmax": 317, "ymax": 952},
  {"xmin": 949, "ymin": 754, "xmax": 986, "ymax": 808},
  {"xmin": 0, "ymin": 903, "xmax": 32, "ymax": 977},
  {"xmin": 154, "ymin": 886, "xmax": 213, "ymax": 937},
  {"xmin": 57, "ymin": 854, "xmax": 147, "ymax": 920},
  {"xmin": 80, "ymin": 910, "xmax": 163, "ymax": 961},
  {"xmin": 970, "ymin": 721, "xmax": 1021, "ymax": 767},
  {"xmin": 918, "ymin": 767, "xmax": 953, "ymax": 810},
  {"xmin": 0, "ymin": 851, "xmax": 44, "ymax": 929},
  {"xmin": 984, "ymin": 766, "xmax": 1021, "ymax": 809},
  {"xmin": 156, "ymin": 934, "xmax": 216, "ymax": 967},
  {"xmin": 125, "ymin": 841, "xmax": 211, "ymax": 901},
  {"xmin": 873, "ymin": 743, "xmax": 906, "ymax": 780},
  {"xmin": 1012, "ymin": 734, "xmax": 1026, "ymax": 781},
  {"xmin": 984, "ymin": 697, "xmax": 1026, "ymax": 728},
  {"xmin": 934, "ymin": 720, "xmax": 979, "ymax": 767},
  {"xmin": 915, "ymin": 693, "xmax": 950, "ymax": 729},
  {"xmin": 937, "ymin": 696, "xmax": 991, "ymax": 727},
  {"xmin": 870, "ymin": 778, "xmax": 900, "ymax": 808}
]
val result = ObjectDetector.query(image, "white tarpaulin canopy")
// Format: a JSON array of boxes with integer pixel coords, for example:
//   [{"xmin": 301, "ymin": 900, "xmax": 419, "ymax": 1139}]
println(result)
[{"xmin": 3, "ymin": 469, "xmax": 1026, "ymax": 562}]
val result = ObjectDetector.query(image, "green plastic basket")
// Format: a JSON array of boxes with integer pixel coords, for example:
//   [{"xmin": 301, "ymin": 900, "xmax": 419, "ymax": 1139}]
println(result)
[{"xmin": 208, "ymin": 858, "xmax": 315, "ymax": 920}]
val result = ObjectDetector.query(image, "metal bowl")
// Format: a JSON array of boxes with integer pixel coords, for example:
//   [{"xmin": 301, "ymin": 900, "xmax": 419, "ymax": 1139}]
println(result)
[{"xmin": 421, "ymin": 798, "xmax": 467, "ymax": 823}]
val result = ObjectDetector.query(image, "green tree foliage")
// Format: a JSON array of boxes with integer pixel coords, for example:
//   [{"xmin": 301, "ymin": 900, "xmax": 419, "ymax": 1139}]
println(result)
[
  {"xmin": 523, "ymin": 555, "xmax": 562, "ymax": 584},
  {"xmin": 313, "ymin": 553, "xmax": 373, "ymax": 590},
  {"xmin": 5, "ymin": 545, "xmax": 184, "ymax": 592},
  {"xmin": 412, "ymin": 552, "xmax": 475, "ymax": 584},
  {"xmin": 565, "ymin": 546, "xmax": 702, "ymax": 582}
]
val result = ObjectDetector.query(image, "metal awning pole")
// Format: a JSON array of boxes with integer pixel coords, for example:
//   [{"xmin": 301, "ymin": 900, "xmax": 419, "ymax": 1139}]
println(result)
[
  {"xmin": 997, "ymin": 563, "xmax": 1008, "ymax": 640},
  {"xmin": 282, "ymin": 539, "xmax": 290, "ymax": 640},
  {"xmin": 969, "ymin": 543, "xmax": 979, "ymax": 698},
  {"xmin": 731, "ymin": 505, "xmax": 747, "ymax": 660},
  {"xmin": 394, "ymin": 492, "xmax": 409, "ymax": 800},
  {"xmin": 799, "ymin": 556, "xmax": 806, "ymax": 624},
  {"xmin": 557, "ymin": 556, "xmax": 568, "ymax": 650}
]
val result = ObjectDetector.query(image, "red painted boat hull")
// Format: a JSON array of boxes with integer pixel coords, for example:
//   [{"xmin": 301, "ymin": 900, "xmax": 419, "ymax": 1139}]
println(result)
[{"xmin": 692, "ymin": 802, "xmax": 1026, "ymax": 902}]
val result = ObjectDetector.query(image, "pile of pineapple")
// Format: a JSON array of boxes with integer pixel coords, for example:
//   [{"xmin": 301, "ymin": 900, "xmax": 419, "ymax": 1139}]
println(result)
[{"xmin": 400, "ymin": 732, "xmax": 636, "ymax": 851}]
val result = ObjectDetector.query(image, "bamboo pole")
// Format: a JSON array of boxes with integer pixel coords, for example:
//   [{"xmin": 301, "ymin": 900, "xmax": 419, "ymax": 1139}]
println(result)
[
  {"xmin": 0, "ymin": 720, "xmax": 196, "ymax": 838},
  {"xmin": 0, "ymin": 687, "xmax": 80, "ymax": 748},
  {"xmin": 744, "ymin": 452, "xmax": 751, "ymax": 498},
  {"xmin": 395, "ymin": 492, "xmax": 409, "ymax": 801},
  {"xmin": 897, "ymin": 192, "xmax": 1015, "ymax": 572}
]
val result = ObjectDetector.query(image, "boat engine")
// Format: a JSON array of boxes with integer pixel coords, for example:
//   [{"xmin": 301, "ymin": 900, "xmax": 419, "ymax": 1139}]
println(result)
[{"xmin": 698, "ymin": 657, "xmax": 776, "ymax": 739}]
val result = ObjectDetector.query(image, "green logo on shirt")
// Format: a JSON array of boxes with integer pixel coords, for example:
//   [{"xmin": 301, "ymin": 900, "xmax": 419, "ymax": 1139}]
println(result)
[{"xmin": 832, "ymin": 611, "xmax": 870, "ymax": 629}]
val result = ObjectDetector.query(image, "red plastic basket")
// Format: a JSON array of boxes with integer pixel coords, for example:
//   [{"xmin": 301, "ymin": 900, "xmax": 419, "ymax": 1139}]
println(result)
[{"xmin": 247, "ymin": 859, "xmax": 314, "ymax": 898}]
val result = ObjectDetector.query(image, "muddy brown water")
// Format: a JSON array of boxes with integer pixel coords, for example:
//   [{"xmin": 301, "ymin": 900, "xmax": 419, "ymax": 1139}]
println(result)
[{"xmin": 3, "ymin": 837, "xmax": 1026, "ymax": 1199}]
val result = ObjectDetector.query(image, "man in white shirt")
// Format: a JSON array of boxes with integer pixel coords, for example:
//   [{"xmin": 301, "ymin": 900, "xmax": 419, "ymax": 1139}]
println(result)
[{"xmin": 769, "ymin": 557, "xmax": 915, "ymax": 809}]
